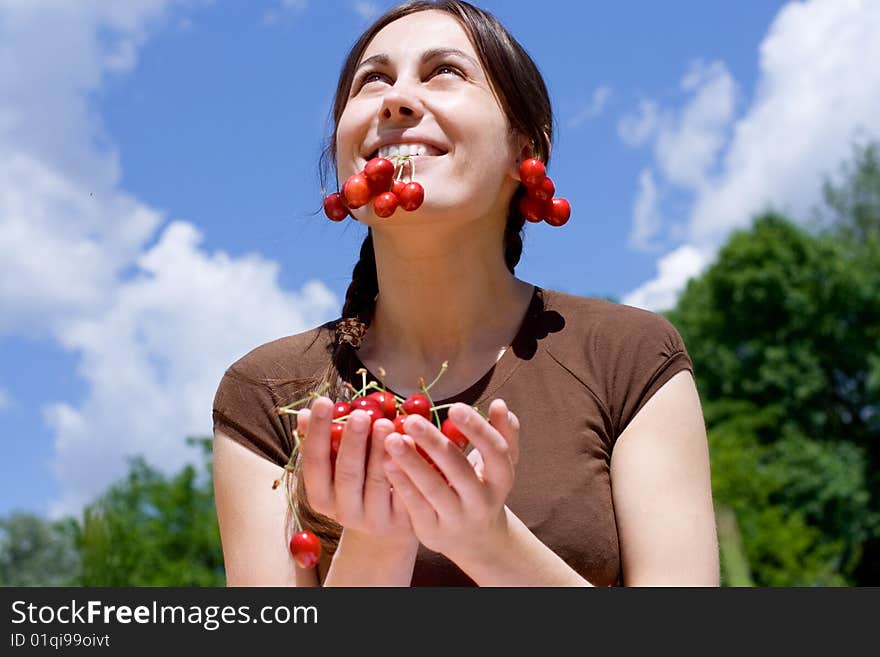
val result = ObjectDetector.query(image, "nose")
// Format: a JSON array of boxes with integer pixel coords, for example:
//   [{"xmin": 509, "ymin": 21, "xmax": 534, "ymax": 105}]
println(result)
[{"xmin": 379, "ymin": 80, "xmax": 423, "ymax": 122}]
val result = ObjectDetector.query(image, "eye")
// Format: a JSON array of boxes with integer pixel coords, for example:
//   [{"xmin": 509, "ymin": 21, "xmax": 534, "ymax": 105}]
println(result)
[
  {"xmin": 355, "ymin": 71, "xmax": 389, "ymax": 91},
  {"xmin": 433, "ymin": 64, "xmax": 464, "ymax": 78}
]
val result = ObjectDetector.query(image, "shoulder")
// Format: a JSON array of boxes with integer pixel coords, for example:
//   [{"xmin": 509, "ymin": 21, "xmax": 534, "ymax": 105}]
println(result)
[
  {"xmin": 222, "ymin": 320, "xmax": 339, "ymax": 384},
  {"xmin": 539, "ymin": 288, "xmax": 693, "ymax": 437},
  {"xmin": 540, "ymin": 287, "xmax": 687, "ymax": 358}
]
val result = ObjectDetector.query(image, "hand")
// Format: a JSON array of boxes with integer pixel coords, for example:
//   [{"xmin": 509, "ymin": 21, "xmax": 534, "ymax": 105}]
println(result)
[
  {"xmin": 381, "ymin": 398, "xmax": 520, "ymax": 562},
  {"xmin": 297, "ymin": 396, "xmax": 416, "ymax": 546}
]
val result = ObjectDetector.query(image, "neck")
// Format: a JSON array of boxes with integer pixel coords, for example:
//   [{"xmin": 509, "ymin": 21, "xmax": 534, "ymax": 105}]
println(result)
[{"xmin": 360, "ymin": 213, "xmax": 533, "ymax": 372}]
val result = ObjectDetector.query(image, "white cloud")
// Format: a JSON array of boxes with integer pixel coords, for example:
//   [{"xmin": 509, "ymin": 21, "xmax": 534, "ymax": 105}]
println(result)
[
  {"xmin": 352, "ymin": 1, "xmax": 381, "ymax": 21},
  {"xmin": 262, "ymin": 0, "xmax": 308, "ymax": 26},
  {"xmin": 0, "ymin": 0, "xmax": 339, "ymax": 519},
  {"xmin": 44, "ymin": 223, "xmax": 337, "ymax": 517},
  {"xmin": 621, "ymin": 0, "xmax": 880, "ymax": 311},
  {"xmin": 655, "ymin": 59, "xmax": 737, "ymax": 190},
  {"xmin": 618, "ymin": 99, "xmax": 659, "ymax": 147},
  {"xmin": 621, "ymin": 244, "xmax": 713, "ymax": 313},
  {"xmin": 629, "ymin": 168, "xmax": 664, "ymax": 253},
  {"xmin": 568, "ymin": 85, "xmax": 612, "ymax": 128}
]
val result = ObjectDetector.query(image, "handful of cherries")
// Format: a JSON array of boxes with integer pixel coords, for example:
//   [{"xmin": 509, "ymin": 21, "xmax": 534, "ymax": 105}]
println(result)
[
  {"xmin": 273, "ymin": 361, "xmax": 481, "ymax": 569},
  {"xmin": 517, "ymin": 158, "xmax": 571, "ymax": 226},
  {"xmin": 324, "ymin": 155, "xmax": 425, "ymax": 221}
]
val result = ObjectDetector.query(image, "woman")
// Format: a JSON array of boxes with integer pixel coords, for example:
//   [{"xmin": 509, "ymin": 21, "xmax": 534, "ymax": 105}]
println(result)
[{"xmin": 212, "ymin": 0, "xmax": 719, "ymax": 587}]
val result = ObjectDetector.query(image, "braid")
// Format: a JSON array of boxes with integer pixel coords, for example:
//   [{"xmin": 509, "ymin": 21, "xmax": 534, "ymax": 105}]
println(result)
[
  {"xmin": 504, "ymin": 188, "xmax": 528, "ymax": 273},
  {"xmin": 287, "ymin": 228, "xmax": 378, "ymax": 563},
  {"xmin": 341, "ymin": 229, "xmax": 379, "ymax": 324}
]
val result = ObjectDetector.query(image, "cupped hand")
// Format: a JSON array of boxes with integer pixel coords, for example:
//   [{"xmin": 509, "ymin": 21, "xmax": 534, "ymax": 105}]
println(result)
[
  {"xmin": 296, "ymin": 396, "xmax": 415, "ymax": 544},
  {"xmin": 380, "ymin": 398, "xmax": 520, "ymax": 561}
]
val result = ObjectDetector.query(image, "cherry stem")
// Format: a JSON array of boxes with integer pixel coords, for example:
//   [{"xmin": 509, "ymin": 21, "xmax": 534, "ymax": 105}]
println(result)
[
  {"xmin": 424, "ymin": 360, "xmax": 449, "ymax": 392},
  {"xmin": 276, "ymin": 382, "xmax": 331, "ymax": 414}
]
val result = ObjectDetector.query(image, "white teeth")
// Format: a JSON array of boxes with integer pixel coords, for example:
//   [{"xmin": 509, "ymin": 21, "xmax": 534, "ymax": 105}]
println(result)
[{"xmin": 377, "ymin": 143, "xmax": 433, "ymax": 159}]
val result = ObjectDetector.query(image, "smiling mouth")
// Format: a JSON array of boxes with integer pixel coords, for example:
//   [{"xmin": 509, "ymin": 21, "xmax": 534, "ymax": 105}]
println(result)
[{"xmin": 366, "ymin": 143, "xmax": 448, "ymax": 160}]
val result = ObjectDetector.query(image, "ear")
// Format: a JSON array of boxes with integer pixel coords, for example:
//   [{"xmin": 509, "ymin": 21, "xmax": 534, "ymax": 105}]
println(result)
[{"xmin": 509, "ymin": 131, "xmax": 552, "ymax": 182}]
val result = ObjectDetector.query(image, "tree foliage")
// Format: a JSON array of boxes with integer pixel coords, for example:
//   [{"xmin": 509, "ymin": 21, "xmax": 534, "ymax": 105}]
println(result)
[{"xmin": 666, "ymin": 140, "xmax": 880, "ymax": 585}]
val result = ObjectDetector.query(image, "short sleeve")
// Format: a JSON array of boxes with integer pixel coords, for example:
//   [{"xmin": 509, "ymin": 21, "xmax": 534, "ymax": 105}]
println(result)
[
  {"xmin": 212, "ymin": 365, "xmax": 292, "ymax": 467},
  {"xmin": 610, "ymin": 310, "xmax": 695, "ymax": 442}
]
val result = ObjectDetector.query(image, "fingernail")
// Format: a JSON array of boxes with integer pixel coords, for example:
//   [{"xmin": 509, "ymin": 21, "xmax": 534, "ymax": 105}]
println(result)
[
  {"xmin": 313, "ymin": 404, "xmax": 329, "ymax": 420},
  {"xmin": 351, "ymin": 411, "xmax": 369, "ymax": 430},
  {"xmin": 387, "ymin": 434, "xmax": 405, "ymax": 455},
  {"xmin": 406, "ymin": 417, "xmax": 425, "ymax": 435},
  {"xmin": 451, "ymin": 404, "xmax": 469, "ymax": 425}
]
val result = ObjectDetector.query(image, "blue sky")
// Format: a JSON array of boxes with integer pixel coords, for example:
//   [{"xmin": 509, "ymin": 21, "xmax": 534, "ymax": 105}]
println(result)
[{"xmin": 2, "ymin": 0, "xmax": 878, "ymax": 518}]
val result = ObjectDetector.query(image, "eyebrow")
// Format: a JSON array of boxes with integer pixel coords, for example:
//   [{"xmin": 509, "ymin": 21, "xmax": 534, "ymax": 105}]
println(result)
[{"xmin": 355, "ymin": 48, "xmax": 480, "ymax": 74}]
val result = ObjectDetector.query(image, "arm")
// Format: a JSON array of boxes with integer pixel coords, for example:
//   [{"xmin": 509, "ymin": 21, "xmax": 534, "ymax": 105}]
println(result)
[
  {"xmin": 214, "ymin": 430, "xmax": 419, "ymax": 587},
  {"xmin": 610, "ymin": 370, "xmax": 720, "ymax": 586}
]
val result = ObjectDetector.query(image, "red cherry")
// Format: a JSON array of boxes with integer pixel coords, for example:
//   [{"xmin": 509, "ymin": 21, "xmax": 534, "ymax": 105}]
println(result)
[
  {"xmin": 373, "ymin": 191, "xmax": 399, "ymax": 218},
  {"xmin": 333, "ymin": 400, "xmax": 352, "ymax": 419},
  {"xmin": 440, "ymin": 417, "xmax": 469, "ymax": 450},
  {"xmin": 330, "ymin": 422, "xmax": 345, "ymax": 457},
  {"xmin": 392, "ymin": 414, "xmax": 407, "ymax": 433},
  {"xmin": 392, "ymin": 180, "xmax": 406, "ymax": 196},
  {"xmin": 350, "ymin": 396, "xmax": 383, "ymax": 425},
  {"xmin": 398, "ymin": 182, "xmax": 425, "ymax": 211},
  {"xmin": 342, "ymin": 173, "xmax": 372, "ymax": 209},
  {"xmin": 545, "ymin": 197, "xmax": 571, "ymax": 226},
  {"xmin": 519, "ymin": 158, "xmax": 546, "ymax": 187},
  {"xmin": 367, "ymin": 391, "xmax": 398, "ymax": 419},
  {"xmin": 402, "ymin": 393, "xmax": 432, "ymax": 419},
  {"xmin": 518, "ymin": 195, "xmax": 546, "ymax": 223},
  {"xmin": 364, "ymin": 157, "xmax": 395, "ymax": 192},
  {"xmin": 527, "ymin": 176, "xmax": 555, "ymax": 202},
  {"xmin": 289, "ymin": 530, "xmax": 321, "ymax": 569},
  {"xmin": 323, "ymin": 192, "xmax": 349, "ymax": 221}
]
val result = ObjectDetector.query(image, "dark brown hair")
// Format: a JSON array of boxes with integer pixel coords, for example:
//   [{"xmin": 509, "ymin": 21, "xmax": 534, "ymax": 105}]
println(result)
[{"xmin": 291, "ymin": 0, "xmax": 554, "ymax": 559}]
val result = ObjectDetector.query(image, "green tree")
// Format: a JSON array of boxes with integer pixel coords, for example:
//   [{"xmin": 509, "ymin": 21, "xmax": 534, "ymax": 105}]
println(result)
[
  {"xmin": 665, "ymin": 151, "xmax": 880, "ymax": 584},
  {"xmin": 74, "ymin": 436, "xmax": 225, "ymax": 586},
  {"xmin": 0, "ymin": 512, "xmax": 80, "ymax": 586}
]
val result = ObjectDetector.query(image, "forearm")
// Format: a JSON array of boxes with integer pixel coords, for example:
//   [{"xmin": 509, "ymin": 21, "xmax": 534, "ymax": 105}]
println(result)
[
  {"xmin": 322, "ymin": 529, "xmax": 419, "ymax": 587},
  {"xmin": 451, "ymin": 507, "xmax": 594, "ymax": 587}
]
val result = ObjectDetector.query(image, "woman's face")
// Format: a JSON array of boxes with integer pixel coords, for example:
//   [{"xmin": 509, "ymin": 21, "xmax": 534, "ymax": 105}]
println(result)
[{"xmin": 335, "ymin": 10, "xmax": 523, "ymax": 224}]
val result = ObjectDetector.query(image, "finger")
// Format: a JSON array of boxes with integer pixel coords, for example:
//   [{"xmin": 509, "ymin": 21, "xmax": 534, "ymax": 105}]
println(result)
[
  {"xmin": 404, "ymin": 414, "xmax": 481, "ymax": 505},
  {"xmin": 333, "ymin": 409, "xmax": 372, "ymax": 522},
  {"xmin": 299, "ymin": 398, "xmax": 336, "ymax": 513},
  {"xmin": 488, "ymin": 398, "xmax": 520, "ymax": 466},
  {"xmin": 448, "ymin": 401, "xmax": 516, "ymax": 494},
  {"xmin": 388, "ymin": 425, "xmax": 460, "ymax": 518},
  {"xmin": 363, "ymin": 419, "xmax": 395, "ymax": 519},
  {"xmin": 383, "ymin": 442, "xmax": 438, "ymax": 531}
]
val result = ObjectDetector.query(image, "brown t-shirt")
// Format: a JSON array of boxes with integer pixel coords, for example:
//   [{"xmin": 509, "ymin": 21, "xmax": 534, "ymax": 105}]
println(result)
[{"xmin": 212, "ymin": 285, "xmax": 694, "ymax": 586}]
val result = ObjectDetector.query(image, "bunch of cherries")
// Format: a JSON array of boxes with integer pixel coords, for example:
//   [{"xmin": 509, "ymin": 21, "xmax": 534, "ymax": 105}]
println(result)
[
  {"xmin": 273, "ymin": 361, "xmax": 480, "ymax": 569},
  {"xmin": 517, "ymin": 158, "xmax": 571, "ymax": 226},
  {"xmin": 323, "ymin": 155, "xmax": 425, "ymax": 221}
]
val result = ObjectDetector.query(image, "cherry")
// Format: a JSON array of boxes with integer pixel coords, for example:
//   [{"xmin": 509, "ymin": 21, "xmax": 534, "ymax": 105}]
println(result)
[
  {"xmin": 392, "ymin": 413, "xmax": 408, "ymax": 433},
  {"xmin": 373, "ymin": 191, "xmax": 399, "ymax": 218},
  {"xmin": 402, "ymin": 393, "xmax": 432, "ymax": 419},
  {"xmin": 392, "ymin": 180, "xmax": 406, "ymax": 197},
  {"xmin": 330, "ymin": 422, "xmax": 345, "ymax": 460},
  {"xmin": 440, "ymin": 417, "xmax": 469, "ymax": 450},
  {"xmin": 367, "ymin": 391, "xmax": 398, "ymax": 419},
  {"xmin": 519, "ymin": 158, "xmax": 546, "ymax": 187},
  {"xmin": 350, "ymin": 396, "xmax": 384, "ymax": 425},
  {"xmin": 519, "ymin": 195, "xmax": 546, "ymax": 223},
  {"xmin": 342, "ymin": 173, "xmax": 372, "ymax": 209},
  {"xmin": 364, "ymin": 157, "xmax": 395, "ymax": 192},
  {"xmin": 398, "ymin": 182, "xmax": 425, "ymax": 211},
  {"xmin": 289, "ymin": 530, "xmax": 321, "ymax": 569},
  {"xmin": 545, "ymin": 198, "xmax": 571, "ymax": 226},
  {"xmin": 323, "ymin": 192, "xmax": 349, "ymax": 221},
  {"xmin": 332, "ymin": 400, "xmax": 352, "ymax": 419},
  {"xmin": 527, "ymin": 176, "xmax": 555, "ymax": 202}
]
